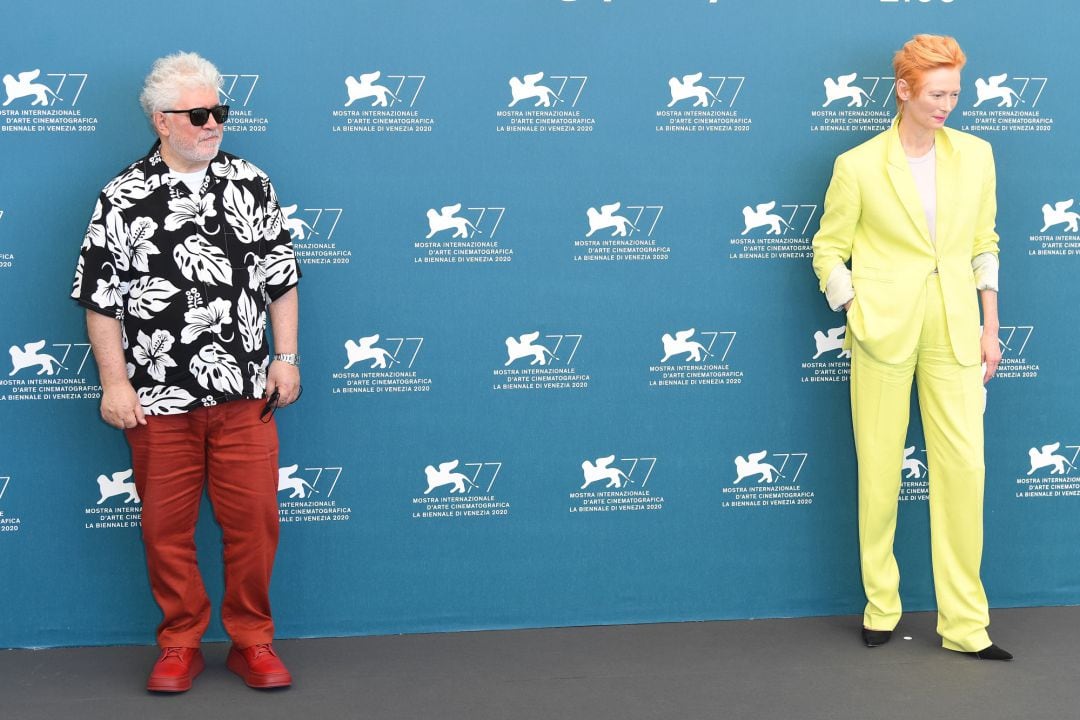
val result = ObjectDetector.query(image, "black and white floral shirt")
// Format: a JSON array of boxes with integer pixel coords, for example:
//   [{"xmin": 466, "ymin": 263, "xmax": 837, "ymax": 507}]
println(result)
[{"xmin": 72, "ymin": 142, "xmax": 300, "ymax": 415}]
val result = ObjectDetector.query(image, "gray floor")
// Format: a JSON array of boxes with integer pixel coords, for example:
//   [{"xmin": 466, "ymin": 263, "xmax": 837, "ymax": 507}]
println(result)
[{"xmin": 1, "ymin": 606, "xmax": 1074, "ymax": 720}]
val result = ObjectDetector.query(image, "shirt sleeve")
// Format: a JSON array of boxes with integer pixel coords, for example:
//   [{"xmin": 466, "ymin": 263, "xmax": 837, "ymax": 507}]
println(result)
[
  {"xmin": 824, "ymin": 263, "xmax": 855, "ymax": 311},
  {"xmin": 971, "ymin": 252, "xmax": 999, "ymax": 292},
  {"xmin": 260, "ymin": 176, "xmax": 301, "ymax": 302},
  {"xmin": 71, "ymin": 194, "xmax": 129, "ymax": 318}
]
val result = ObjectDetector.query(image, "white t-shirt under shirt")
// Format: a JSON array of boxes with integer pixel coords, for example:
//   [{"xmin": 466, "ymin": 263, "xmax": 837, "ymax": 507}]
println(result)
[
  {"xmin": 908, "ymin": 145, "xmax": 937, "ymax": 245},
  {"xmin": 170, "ymin": 168, "xmax": 208, "ymax": 195}
]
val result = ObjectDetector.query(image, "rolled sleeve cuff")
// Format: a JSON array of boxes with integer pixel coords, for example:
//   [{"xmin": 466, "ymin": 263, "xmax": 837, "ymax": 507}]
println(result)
[
  {"xmin": 972, "ymin": 252, "xmax": 999, "ymax": 292},
  {"xmin": 824, "ymin": 263, "xmax": 855, "ymax": 312}
]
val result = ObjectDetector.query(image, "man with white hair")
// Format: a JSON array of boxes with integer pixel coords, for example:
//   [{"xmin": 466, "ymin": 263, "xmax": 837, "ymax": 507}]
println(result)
[{"xmin": 72, "ymin": 52, "xmax": 301, "ymax": 692}]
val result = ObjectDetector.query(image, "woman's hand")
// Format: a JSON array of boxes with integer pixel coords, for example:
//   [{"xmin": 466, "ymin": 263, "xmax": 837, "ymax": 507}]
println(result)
[
  {"xmin": 980, "ymin": 327, "xmax": 1001, "ymax": 384},
  {"xmin": 978, "ymin": 289, "xmax": 1000, "ymax": 385}
]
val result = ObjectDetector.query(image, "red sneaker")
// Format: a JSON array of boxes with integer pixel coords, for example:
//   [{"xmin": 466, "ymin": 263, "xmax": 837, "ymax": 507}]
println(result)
[
  {"xmin": 227, "ymin": 643, "xmax": 293, "ymax": 689},
  {"xmin": 146, "ymin": 646, "xmax": 204, "ymax": 692}
]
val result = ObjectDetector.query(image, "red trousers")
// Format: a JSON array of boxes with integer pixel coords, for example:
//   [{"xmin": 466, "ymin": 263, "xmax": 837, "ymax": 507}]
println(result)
[{"xmin": 125, "ymin": 399, "xmax": 280, "ymax": 648}]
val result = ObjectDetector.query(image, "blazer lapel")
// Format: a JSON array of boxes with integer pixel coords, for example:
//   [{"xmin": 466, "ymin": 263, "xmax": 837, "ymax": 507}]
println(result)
[
  {"xmin": 885, "ymin": 127, "xmax": 933, "ymax": 248},
  {"xmin": 934, "ymin": 128, "xmax": 959, "ymax": 251}
]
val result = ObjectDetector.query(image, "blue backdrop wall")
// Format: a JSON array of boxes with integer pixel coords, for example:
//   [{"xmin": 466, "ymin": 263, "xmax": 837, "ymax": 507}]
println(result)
[{"xmin": 2, "ymin": 0, "xmax": 1078, "ymax": 648}]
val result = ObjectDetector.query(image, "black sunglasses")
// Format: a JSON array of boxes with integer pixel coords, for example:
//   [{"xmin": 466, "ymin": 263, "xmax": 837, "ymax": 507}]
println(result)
[
  {"xmin": 160, "ymin": 104, "xmax": 229, "ymax": 126},
  {"xmin": 260, "ymin": 385, "xmax": 303, "ymax": 423}
]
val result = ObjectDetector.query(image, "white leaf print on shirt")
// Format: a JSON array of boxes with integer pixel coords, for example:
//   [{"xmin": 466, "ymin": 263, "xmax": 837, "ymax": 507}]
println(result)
[
  {"xmin": 102, "ymin": 171, "xmax": 156, "ymax": 210},
  {"xmin": 264, "ymin": 245, "xmax": 298, "ymax": 288},
  {"xmin": 264, "ymin": 186, "xmax": 284, "ymax": 240},
  {"xmin": 237, "ymin": 292, "xmax": 265, "ymax": 353},
  {"xmin": 212, "ymin": 157, "xmax": 259, "ymax": 182},
  {"xmin": 72, "ymin": 255, "xmax": 86, "ymax": 298},
  {"xmin": 222, "ymin": 182, "xmax": 263, "ymax": 245},
  {"xmin": 84, "ymin": 199, "xmax": 105, "ymax": 249},
  {"xmin": 105, "ymin": 207, "xmax": 130, "ymax": 272},
  {"xmin": 190, "ymin": 342, "xmax": 243, "ymax": 394},
  {"xmin": 249, "ymin": 357, "xmax": 269, "ymax": 400},
  {"xmin": 138, "ymin": 385, "xmax": 197, "ymax": 415},
  {"xmin": 126, "ymin": 277, "xmax": 181, "ymax": 319},
  {"xmin": 172, "ymin": 235, "xmax": 233, "ymax": 286}
]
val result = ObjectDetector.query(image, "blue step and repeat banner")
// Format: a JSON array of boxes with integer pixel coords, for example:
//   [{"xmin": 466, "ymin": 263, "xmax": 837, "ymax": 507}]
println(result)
[{"xmin": 2, "ymin": 0, "xmax": 1078, "ymax": 648}]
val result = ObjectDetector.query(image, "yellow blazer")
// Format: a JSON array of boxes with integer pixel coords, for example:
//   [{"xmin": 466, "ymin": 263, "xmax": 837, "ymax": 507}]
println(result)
[{"xmin": 812, "ymin": 124, "xmax": 999, "ymax": 366}]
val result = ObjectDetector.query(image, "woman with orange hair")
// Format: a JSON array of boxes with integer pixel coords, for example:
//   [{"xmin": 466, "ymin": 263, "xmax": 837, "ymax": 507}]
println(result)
[{"xmin": 812, "ymin": 34, "xmax": 1011, "ymax": 660}]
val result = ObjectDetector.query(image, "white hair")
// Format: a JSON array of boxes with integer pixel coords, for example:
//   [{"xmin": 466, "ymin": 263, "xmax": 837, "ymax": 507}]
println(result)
[{"xmin": 139, "ymin": 51, "xmax": 222, "ymax": 117}]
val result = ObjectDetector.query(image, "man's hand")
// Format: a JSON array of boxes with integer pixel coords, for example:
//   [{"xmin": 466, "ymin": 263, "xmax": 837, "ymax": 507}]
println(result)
[
  {"xmin": 266, "ymin": 361, "xmax": 301, "ymax": 407},
  {"xmin": 980, "ymin": 328, "xmax": 1001, "ymax": 384},
  {"xmin": 100, "ymin": 381, "xmax": 147, "ymax": 429},
  {"xmin": 86, "ymin": 311, "xmax": 145, "ymax": 429}
]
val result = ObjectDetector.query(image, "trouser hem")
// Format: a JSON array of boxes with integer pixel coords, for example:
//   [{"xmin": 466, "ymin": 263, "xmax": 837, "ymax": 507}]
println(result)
[
  {"xmin": 941, "ymin": 632, "xmax": 992, "ymax": 653},
  {"xmin": 862, "ymin": 613, "xmax": 899, "ymax": 632}
]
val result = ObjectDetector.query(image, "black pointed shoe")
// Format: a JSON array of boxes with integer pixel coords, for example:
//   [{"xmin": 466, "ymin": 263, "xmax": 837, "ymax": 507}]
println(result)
[
  {"xmin": 969, "ymin": 643, "xmax": 1013, "ymax": 661},
  {"xmin": 862, "ymin": 628, "xmax": 892, "ymax": 647}
]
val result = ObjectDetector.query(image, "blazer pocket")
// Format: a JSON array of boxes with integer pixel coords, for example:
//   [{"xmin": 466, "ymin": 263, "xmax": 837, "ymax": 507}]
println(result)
[{"xmin": 852, "ymin": 266, "xmax": 893, "ymax": 283}]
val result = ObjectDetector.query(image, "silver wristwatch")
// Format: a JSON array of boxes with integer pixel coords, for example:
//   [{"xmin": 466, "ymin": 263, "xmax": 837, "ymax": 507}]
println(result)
[{"xmin": 273, "ymin": 353, "xmax": 300, "ymax": 367}]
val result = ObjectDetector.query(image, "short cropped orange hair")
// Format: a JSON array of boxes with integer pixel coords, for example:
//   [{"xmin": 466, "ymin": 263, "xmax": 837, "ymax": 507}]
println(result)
[{"xmin": 892, "ymin": 34, "xmax": 966, "ymax": 109}]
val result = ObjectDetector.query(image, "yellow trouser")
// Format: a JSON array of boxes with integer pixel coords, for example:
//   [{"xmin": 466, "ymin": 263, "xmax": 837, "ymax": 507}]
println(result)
[{"xmin": 850, "ymin": 275, "xmax": 991, "ymax": 652}]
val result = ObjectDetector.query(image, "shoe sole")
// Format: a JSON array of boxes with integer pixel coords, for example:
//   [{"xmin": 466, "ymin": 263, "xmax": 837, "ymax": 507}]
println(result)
[
  {"xmin": 147, "ymin": 653, "xmax": 205, "ymax": 693},
  {"xmin": 226, "ymin": 649, "xmax": 292, "ymax": 689}
]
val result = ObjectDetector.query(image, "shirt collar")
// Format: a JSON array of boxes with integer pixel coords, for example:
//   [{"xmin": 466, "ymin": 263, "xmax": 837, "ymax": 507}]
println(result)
[{"xmin": 140, "ymin": 140, "xmax": 229, "ymax": 195}]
